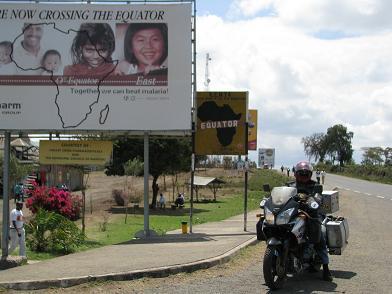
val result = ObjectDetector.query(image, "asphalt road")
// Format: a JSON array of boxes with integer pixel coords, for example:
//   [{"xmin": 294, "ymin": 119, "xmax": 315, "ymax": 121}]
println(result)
[
  {"xmin": 138, "ymin": 175, "xmax": 392, "ymax": 294},
  {"xmin": 23, "ymin": 173, "xmax": 392, "ymax": 294},
  {"xmin": 325, "ymin": 173, "xmax": 392, "ymax": 200},
  {"xmin": 2, "ymin": 174, "xmax": 392, "ymax": 293}
]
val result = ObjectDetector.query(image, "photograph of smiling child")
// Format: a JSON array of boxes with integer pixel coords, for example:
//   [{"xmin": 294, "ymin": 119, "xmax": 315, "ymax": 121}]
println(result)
[
  {"xmin": 116, "ymin": 23, "xmax": 167, "ymax": 76},
  {"xmin": 63, "ymin": 23, "xmax": 116, "ymax": 76}
]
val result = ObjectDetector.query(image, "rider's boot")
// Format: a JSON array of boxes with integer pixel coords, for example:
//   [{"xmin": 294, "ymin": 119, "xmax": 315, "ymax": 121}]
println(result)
[{"xmin": 322, "ymin": 264, "xmax": 333, "ymax": 281}]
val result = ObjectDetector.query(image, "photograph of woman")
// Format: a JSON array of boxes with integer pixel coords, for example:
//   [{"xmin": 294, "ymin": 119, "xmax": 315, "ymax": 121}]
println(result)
[
  {"xmin": 64, "ymin": 23, "xmax": 116, "ymax": 76},
  {"xmin": 116, "ymin": 23, "xmax": 167, "ymax": 76}
]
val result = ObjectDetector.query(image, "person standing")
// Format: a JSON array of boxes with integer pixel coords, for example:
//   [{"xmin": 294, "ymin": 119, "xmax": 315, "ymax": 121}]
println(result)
[
  {"xmin": 13, "ymin": 182, "xmax": 24, "ymax": 203},
  {"xmin": 158, "ymin": 193, "xmax": 166, "ymax": 209},
  {"xmin": 286, "ymin": 167, "xmax": 290, "ymax": 177},
  {"xmin": 9, "ymin": 201, "xmax": 26, "ymax": 257},
  {"xmin": 316, "ymin": 169, "xmax": 321, "ymax": 184},
  {"xmin": 321, "ymin": 170, "xmax": 326, "ymax": 185},
  {"xmin": 280, "ymin": 165, "xmax": 284, "ymax": 173}
]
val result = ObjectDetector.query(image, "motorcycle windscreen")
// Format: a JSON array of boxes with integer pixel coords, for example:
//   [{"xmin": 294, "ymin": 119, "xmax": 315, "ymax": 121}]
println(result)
[{"xmin": 271, "ymin": 187, "xmax": 297, "ymax": 206}]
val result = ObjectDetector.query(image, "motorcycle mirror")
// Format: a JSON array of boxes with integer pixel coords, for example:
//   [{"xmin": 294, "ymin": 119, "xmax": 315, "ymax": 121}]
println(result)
[{"xmin": 263, "ymin": 184, "xmax": 271, "ymax": 192}]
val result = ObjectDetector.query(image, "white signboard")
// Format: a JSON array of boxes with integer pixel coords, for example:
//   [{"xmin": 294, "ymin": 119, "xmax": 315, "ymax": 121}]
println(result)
[
  {"xmin": 258, "ymin": 148, "xmax": 275, "ymax": 168},
  {"xmin": 0, "ymin": 3, "xmax": 191, "ymax": 131}
]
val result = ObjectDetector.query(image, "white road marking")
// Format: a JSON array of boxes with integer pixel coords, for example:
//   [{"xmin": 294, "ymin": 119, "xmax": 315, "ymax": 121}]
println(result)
[{"xmin": 339, "ymin": 188, "xmax": 389, "ymax": 200}]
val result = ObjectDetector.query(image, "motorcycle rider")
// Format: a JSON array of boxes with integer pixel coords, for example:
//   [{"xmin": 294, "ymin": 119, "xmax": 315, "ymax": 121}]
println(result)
[{"xmin": 291, "ymin": 161, "xmax": 333, "ymax": 282}]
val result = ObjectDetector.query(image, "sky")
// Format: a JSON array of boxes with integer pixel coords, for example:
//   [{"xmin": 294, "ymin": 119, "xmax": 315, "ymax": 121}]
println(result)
[{"xmin": 195, "ymin": 0, "xmax": 392, "ymax": 167}]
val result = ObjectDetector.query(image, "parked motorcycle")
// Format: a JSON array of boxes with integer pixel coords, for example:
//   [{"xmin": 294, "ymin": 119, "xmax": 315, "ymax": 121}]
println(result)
[{"xmin": 256, "ymin": 185, "xmax": 349, "ymax": 290}]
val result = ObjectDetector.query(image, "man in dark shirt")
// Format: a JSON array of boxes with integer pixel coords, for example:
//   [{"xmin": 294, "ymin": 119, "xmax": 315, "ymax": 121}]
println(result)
[{"xmin": 293, "ymin": 161, "xmax": 332, "ymax": 282}]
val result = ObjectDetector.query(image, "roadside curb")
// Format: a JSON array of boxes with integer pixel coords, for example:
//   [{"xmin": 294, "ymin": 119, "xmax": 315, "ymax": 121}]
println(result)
[{"xmin": 0, "ymin": 236, "xmax": 258, "ymax": 290}]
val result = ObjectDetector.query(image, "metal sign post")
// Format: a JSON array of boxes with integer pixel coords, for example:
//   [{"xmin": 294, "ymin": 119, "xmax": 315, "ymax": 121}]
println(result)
[
  {"xmin": 244, "ymin": 123, "xmax": 249, "ymax": 232},
  {"xmin": 143, "ymin": 132, "xmax": 150, "ymax": 237},
  {"xmin": 1, "ymin": 132, "xmax": 11, "ymax": 257}
]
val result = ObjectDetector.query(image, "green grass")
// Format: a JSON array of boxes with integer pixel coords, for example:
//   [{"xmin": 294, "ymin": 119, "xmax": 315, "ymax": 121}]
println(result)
[
  {"xmin": 82, "ymin": 190, "xmax": 263, "ymax": 247},
  {"xmin": 248, "ymin": 168, "xmax": 291, "ymax": 191},
  {"xmin": 24, "ymin": 169, "xmax": 288, "ymax": 260}
]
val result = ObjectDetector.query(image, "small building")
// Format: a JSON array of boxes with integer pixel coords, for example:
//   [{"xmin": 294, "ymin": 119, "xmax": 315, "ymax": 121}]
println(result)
[
  {"xmin": 191, "ymin": 176, "xmax": 225, "ymax": 202},
  {"xmin": 1, "ymin": 136, "xmax": 83, "ymax": 192}
]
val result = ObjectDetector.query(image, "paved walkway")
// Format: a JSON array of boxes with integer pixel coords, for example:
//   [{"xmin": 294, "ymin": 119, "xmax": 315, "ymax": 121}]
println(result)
[{"xmin": 0, "ymin": 211, "xmax": 258, "ymax": 290}]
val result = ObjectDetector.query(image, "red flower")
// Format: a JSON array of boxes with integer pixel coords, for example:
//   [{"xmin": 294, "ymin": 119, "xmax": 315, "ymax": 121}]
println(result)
[{"xmin": 25, "ymin": 185, "xmax": 82, "ymax": 220}]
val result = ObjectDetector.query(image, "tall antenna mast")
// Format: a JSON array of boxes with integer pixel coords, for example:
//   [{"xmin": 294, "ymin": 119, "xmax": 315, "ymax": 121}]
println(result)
[{"xmin": 204, "ymin": 53, "xmax": 211, "ymax": 91}]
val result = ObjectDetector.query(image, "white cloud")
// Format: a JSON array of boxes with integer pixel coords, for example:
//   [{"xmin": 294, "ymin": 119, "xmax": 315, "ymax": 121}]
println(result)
[
  {"xmin": 228, "ymin": 0, "xmax": 274, "ymax": 18},
  {"xmin": 197, "ymin": 13, "xmax": 392, "ymax": 166},
  {"xmin": 230, "ymin": 0, "xmax": 392, "ymax": 34}
]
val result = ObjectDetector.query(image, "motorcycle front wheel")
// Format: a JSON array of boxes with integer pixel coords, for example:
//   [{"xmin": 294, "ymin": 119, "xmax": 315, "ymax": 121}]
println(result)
[{"xmin": 263, "ymin": 246, "xmax": 286, "ymax": 290}]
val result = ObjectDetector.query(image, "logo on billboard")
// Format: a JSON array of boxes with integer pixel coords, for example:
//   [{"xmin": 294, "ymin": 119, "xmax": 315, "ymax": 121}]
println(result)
[{"xmin": 1, "ymin": 102, "xmax": 22, "ymax": 115}]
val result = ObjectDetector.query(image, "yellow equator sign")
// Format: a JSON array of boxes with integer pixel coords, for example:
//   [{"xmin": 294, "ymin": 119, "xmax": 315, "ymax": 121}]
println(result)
[{"xmin": 39, "ymin": 140, "xmax": 112, "ymax": 166}]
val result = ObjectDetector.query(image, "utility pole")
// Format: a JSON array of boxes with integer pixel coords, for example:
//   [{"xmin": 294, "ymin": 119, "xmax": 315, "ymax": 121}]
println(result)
[{"xmin": 204, "ymin": 53, "xmax": 211, "ymax": 91}]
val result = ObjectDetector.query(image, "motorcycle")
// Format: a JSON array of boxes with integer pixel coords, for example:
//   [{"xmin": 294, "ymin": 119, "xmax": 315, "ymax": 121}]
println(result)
[{"xmin": 256, "ymin": 185, "xmax": 325, "ymax": 290}]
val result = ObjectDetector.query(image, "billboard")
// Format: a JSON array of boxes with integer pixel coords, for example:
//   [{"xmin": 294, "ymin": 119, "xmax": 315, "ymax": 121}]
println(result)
[
  {"xmin": 39, "ymin": 140, "xmax": 112, "ymax": 165},
  {"xmin": 248, "ymin": 109, "xmax": 258, "ymax": 150},
  {"xmin": 258, "ymin": 148, "xmax": 275, "ymax": 168},
  {"xmin": 0, "ymin": 3, "xmax": 191, "ymax": 131},
  {"xmin": 195, "ymin": 91, "xmax": 248, "ymax": 155}
]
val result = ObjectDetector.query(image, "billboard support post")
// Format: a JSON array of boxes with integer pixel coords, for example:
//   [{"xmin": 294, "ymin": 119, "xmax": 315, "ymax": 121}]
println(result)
[
  {"xmin": 1, "ymin": 132, "xmax": 11, "ymax": 258},
  {"xmin": 190, "ymin": 122, "xmax": 195, "ymax": 233},
  {"xmin": 189, "ymin": 0, "xmax": 197, "ymax": 234},
  {"xmin": 244, "ymin": 123, "xmax": 249, "ymax": 232},
  {"xmin": 143, "ymin": 131, "xmax": 150, "ymax": 237}
]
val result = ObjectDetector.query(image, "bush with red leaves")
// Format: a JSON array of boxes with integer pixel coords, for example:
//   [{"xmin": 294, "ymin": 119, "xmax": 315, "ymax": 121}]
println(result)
[{"xmin": 26, "ymin": 185, "xmax": 82, "ymax": 221}]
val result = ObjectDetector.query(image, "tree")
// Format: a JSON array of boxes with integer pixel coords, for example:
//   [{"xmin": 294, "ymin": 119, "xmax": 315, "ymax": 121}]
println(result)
[
  {"xmin": 0, "ymin": 153, "xmax": 34, "ymax": 195},
  {"xmin": 362, "ymin": 147, "xmax": 392, "ymax": 166},
  {"xmin": 361, "ymin": 147, "xmax": 384, "ymax": 165},
  {"xmin": 106, "ymin": 137, "xmax": 191, "ymax": 208},
  {"xmin": 302, "ymin": 133, "xmax": 327, "ymax": 162},
  {"xmin": 325, "ymin": 124, "xmax": 354, "ymax": 166},
  {"xmin": 383, "ymin": 147, "xmax": 392, "ymax": 166},
  {"xmin": 123, "ymin": 157, "xmax": 144, "ymax": 223}
]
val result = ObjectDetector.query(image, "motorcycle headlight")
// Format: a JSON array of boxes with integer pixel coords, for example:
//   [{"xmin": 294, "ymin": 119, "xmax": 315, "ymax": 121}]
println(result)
[
  {"xmin": 264, "ymin": 207, "xmax": 274, "ymax": 224},
  {"xmin": 276, "ymin": 207, "xmax": 295, "ymax": 225}
]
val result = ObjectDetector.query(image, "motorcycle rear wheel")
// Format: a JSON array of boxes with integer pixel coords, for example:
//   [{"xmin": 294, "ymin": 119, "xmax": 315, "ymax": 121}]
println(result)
[{"xmin": 263, "ymin": 246, "xmax": 286, "ymax": 290}]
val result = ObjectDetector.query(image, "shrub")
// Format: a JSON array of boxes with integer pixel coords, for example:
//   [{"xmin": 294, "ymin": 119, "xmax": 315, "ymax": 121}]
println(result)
[
  {"xmin": 25, "ymin": 185, "xmax": 82, "ymax": 220},
  {"xmin": 112, "ymin": 189, "xmax": 126, "ymax": 206},
  {"xmin": 25, "ymin": 209, "xmax": 84, "ymax": 254}
]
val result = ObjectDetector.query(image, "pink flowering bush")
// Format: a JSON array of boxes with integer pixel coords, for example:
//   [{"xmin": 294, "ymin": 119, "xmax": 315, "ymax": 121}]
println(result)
[{"xmin": 26, "ymin": 185, "xmax": 82, "ymax": 221}]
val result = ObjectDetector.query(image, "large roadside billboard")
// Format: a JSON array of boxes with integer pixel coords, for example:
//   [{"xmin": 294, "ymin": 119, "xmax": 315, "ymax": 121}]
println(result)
[
  {"xmin": 0, "ymin": 3, "xmax": 191, "ymax": 131},
  {"xmin": 195, "ymin": 91, "xmax": 248, "ymax": 155}
]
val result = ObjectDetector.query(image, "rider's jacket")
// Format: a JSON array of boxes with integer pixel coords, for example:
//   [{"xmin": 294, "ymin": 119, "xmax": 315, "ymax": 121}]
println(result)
[{"xmin": 295, "ymin": 179, "xmax": 323, "ymax": 196}]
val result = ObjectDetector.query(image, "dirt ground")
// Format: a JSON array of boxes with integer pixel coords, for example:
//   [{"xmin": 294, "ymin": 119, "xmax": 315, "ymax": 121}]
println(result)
[
  {"xmin": 73, "ymin": 168, "xmax": 245, "ymax": 227},
  {"xmin": 1, "ymin": 168, "xmax": 245, "ymax": 227}
]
